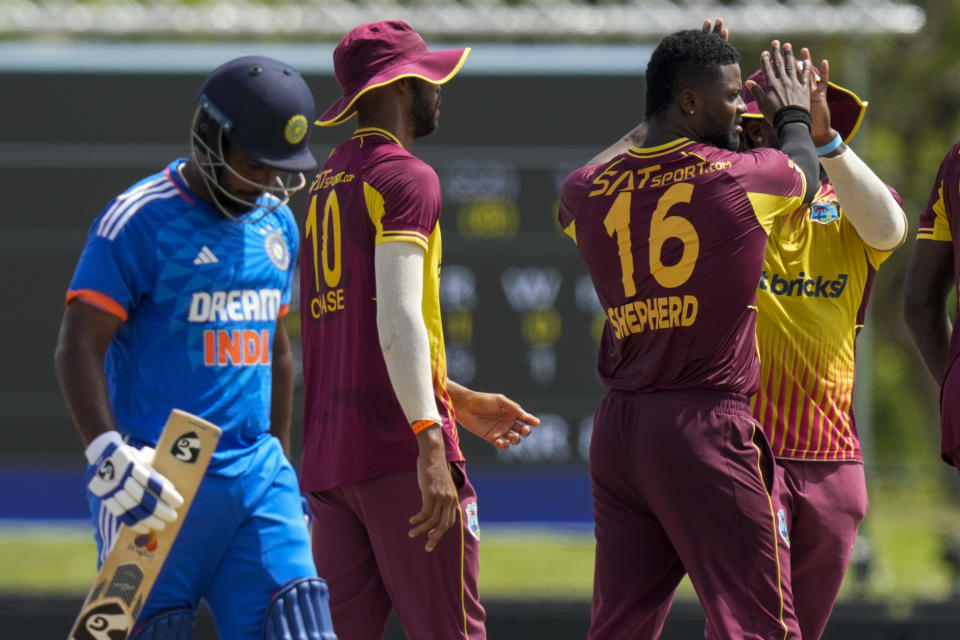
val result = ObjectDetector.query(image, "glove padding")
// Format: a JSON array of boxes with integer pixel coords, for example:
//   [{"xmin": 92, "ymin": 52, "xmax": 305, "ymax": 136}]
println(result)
[{"xmin": 85, "ymin": 431, "xmax": 184, "ymax": 534}]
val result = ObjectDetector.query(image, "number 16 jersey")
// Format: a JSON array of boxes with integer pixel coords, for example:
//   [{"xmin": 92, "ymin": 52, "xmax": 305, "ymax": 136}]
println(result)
[{"xmin": 558, "ymin": 138, "xmax": 807, "ymax": 395}]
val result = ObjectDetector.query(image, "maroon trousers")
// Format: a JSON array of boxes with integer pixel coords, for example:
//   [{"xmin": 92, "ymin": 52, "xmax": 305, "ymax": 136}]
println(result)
[
  {"xmin": 775, "ymin": 459, "xmax": 867, "ymax": 639},
  {"xmin": 309, "ymin": 462, "xmax": 484, "ymax": 640},
  {"xmin": 589, "ymin": 389, "xmax": 799, "ymax": 640}
]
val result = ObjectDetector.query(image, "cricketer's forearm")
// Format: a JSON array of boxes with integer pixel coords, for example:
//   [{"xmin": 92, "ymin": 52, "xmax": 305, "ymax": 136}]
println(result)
[{"xmin": 270, "ymin": 319, "xmax": 295, "ymax": 459}]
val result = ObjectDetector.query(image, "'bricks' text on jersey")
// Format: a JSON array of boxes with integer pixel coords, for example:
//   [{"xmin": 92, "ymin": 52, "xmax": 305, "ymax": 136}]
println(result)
[{"xmin": 758, "ymin": 272, "xmax": 849, "ymax": 298}]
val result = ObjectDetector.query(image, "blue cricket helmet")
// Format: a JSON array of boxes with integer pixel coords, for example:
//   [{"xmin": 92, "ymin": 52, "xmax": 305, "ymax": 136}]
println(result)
[{"xmin": 197, "ymin": 55, "xmax": 317, "ymax": 173}]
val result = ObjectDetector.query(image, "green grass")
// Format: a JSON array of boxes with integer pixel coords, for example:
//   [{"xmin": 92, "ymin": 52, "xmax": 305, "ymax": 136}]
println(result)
[
  {"xmin": 478, "ymin": 529, "xmax": 594, "ymax": 599},
  {"xmin": 3, "ymin": 479, "xmax": 960, "ymax": 611},
  {"xmin": 0, "ymin": 528, "xmax": 97, "ymax": 594},
  {"xmin": 836, "ymin": 476, "xmax": 960, "ymax": 611},
  {"xmin": 477, "ymin": 528, "xmax": 697, "ymax": 600}
]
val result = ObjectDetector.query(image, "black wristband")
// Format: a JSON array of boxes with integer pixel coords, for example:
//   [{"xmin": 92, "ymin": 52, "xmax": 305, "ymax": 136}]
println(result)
[{"xmin": 773, "ymin": 105, "xmax": 812, "ymax": 135}]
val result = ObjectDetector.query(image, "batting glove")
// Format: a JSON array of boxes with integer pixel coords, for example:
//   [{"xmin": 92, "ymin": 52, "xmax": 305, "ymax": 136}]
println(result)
[{"xmin": 85, "ymin": 431, "xmax": 184, "ymax": 534}]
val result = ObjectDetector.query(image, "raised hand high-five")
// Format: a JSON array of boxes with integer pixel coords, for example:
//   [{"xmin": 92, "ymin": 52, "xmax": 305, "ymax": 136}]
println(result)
[{"xmin": 746, "ymin": 40, "xmax": 813, "ymax": 123}]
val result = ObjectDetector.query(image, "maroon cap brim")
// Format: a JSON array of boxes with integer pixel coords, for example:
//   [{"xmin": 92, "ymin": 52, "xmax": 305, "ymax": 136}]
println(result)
[
  {"xmin": 316, "ymin": 47, "xmax": 471, "ymax": 127},
  {"xmin": 743, "ymin": 77, "xmax": 868, "ymax": 144}
]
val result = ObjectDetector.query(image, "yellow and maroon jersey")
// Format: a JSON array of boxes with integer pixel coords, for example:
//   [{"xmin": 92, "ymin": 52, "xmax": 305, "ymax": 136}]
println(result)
[
  {"xmin": 299, "ymin": 127, "xmax": 461, "ymax": 492},
  {"xmin": 753, "ymin": 181, "xmax": 900, "ymax": 462},
  {"xmin": 558, "ymin": 138, "xmax": 806, "ymax": 395}
]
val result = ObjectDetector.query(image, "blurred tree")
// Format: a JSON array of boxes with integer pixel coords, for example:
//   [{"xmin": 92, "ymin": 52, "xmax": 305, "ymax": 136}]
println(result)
[
  {"xmin": 862, "ymin": 0, "xmax": 960, "ymax": 488},
  {"xmin": 731, "ymin": 2, "xmax": 960, "ymax": 492}
]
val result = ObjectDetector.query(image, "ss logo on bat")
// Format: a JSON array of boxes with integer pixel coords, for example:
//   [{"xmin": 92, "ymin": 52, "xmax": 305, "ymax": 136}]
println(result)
[
  {"xmin": 72, "ymin": 602, "xmax": 129, "ymax": 640},
  {"xmin": 171, "ymin": 431, "xmax": 201, "ymax": 463}
]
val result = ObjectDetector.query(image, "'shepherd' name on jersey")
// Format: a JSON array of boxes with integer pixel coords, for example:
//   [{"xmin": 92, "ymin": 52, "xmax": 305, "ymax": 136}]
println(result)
[
  {"xmin": 759, "ymin": 272, "xmax": 849, "ymax": 298},
  {"xmin": 188, "ymin": 289, "xmax": 282, "ymax": 323},
  {"xmin": 607, "ymin": 295, "xmax": 699, "ymax": 341}
]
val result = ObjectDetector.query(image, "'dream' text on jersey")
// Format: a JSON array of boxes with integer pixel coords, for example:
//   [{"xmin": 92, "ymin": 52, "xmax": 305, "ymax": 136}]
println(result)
[{"xmin": 188, "ymin": 288, "xmax": 282, "ymax": 367}]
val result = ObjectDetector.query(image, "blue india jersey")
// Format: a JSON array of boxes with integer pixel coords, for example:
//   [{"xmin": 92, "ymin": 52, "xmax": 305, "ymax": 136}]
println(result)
[{"xmin": 67, "ymin": 159, "xmax": 299, "ymax": 472}]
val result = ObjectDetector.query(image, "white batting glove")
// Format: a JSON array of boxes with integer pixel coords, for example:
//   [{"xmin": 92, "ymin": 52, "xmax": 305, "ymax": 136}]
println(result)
[{"xmin": 85, "ymin": 432, "xmax": 184, "ymax": 534}]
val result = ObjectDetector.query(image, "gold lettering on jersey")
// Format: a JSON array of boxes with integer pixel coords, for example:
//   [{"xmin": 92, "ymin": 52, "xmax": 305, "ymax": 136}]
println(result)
[
  {"xmin": 605, "ymin": 295, "xmax": 698, "ymax": 340},
  {"xmin": 310, "ymin": 169, "xmax": 356, "ymax": 192},
  {"xmin": 310, "ymin": 289, "xmax": 346, "ymax": 317},
  {"xmin": 587, "ymin": 161, "xmax": 732, "ymax": 198}
]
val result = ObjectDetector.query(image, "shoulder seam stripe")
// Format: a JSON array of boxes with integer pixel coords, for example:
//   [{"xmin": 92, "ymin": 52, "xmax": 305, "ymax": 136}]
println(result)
[
  {"xmin": 98, "ymin": 179, "xmax": 175, "ymax": 238},
  {"xmin": 100, "ymin": 186, "xmax": 179, "ymax": 240},
  {"xmin": 100, "ymin": 183, "xmax": 177, "ymax": 238},
  {"xmin": 97, "ymin": 176, "xmax": 168, "ymax": 235}
]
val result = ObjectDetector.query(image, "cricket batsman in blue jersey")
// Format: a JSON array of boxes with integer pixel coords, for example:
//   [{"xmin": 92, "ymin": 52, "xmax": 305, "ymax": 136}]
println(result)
[{"xmin": 54, "ymin": 56, "xmax": 336, "ymax": 640}]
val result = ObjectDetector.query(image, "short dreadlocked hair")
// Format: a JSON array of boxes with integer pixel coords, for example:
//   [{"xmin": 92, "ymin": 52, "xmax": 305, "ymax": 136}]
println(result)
[{"xmin": 644, "ymin": 30, "xmax": 741, "ymax": 119}]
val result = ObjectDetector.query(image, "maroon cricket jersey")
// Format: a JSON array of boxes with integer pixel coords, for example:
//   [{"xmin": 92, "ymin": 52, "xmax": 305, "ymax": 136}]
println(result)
[
  {"xmin": 558, "ymin": 138, "xmax": 807, "ymax": 395},
  {"xmin": 300, "ymin": 127, "xmax": 462, "ymax": 492},
  {"xmin": 917, "ymin": 140, "xmax": 960, "ymax": 462}
]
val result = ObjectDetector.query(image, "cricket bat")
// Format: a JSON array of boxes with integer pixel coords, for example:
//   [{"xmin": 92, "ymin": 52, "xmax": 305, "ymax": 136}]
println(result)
[{"xmin": 68, "ymin": 409, "xmax": 222, "ymax": 640}]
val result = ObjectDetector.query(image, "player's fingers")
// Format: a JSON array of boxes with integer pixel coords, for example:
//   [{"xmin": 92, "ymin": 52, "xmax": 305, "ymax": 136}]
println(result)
[
  {"xmin": 782, "ymin": 43, "xmax": 797, "ymax": 80},
  {"xmin": 408, "ymin": 502, "xmax": 432, "ymax": 527},
  {"xmin": 103, "ymin": 496, "xmax": 126, "ymax": 519},
  {"xmin": 125, "ymin": 501, "xmax": 153, "ymax": 524},
  {"xmin": 425, "ymin": 503, "xmax": 456, "ymax": 552},
  {"xmin": 158, "ymin": 484, "xmax": 184, "ymax": 508},
  {"xmin": 150, "ymin": 499, "xmax": 179, "ymax": 523},
  {"xmin": 114, "ymin": 487, "xmax": 140, "ymax": 512},
  {"xmin": 409, "ymin": 494, "xmax": 442, "ymax": 536},
  {"xmin": 795, "ymin": 51, "xmax": 811, "ymax": 89},
  {"xmin": 128, "ymin": 519, "xmax": 151, "ymax": 534},
  {"xmin": 746, "ymin": 80, "xmax": 766, "ymax": 108},
  {"xmin": 132, "ymin": 445, "xmax": 156, "ymax": 467},
  {"xmin": 140, "ymin": 513, "xmax": 167, "ymax": 532},
  {"xmin": 516, "ymin": 411, "xmax": 540, "ymax": 427},
  {"xmin": 492, "ymin": 438, "xmax": 510, "ymax": 450},
  {"xmin": 757, "ymin": 53, "xmax": 774, "ymax": 97},
  {"xmin": 409, "ymin": 507, "xmax": 442, "ymax": 539},
  {"xmin": 769, "ymin": 41, "xmax": 785, "ymax": 78},
  {"xmin": 145, "ymin": 472, "xmax": 184, "ymax": 508},
  {"xmin": 130, "ymin": 465, "xmax": 184, "ymax": 508},
  {"xmin": 819, "ymin": 59, "xmax": 830, "ymax": 90},
  {"xmin": 504, "ymin": 431, "xmax": 522, "ymax": 445}
]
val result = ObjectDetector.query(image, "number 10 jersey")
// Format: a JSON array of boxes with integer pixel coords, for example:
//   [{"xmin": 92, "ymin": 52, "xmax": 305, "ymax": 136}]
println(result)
[
  {"xmin": 558, "ymin": 138, "xmax": 807, "ymax": 395},
  {"xmin": 299, "ymin": 127, "xmax": 463, "ymax": 492}
]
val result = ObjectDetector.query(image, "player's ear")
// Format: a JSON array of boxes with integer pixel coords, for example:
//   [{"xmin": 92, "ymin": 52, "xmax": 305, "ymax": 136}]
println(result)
[{"xmin": 678, "ymin": 89, "xmax": 697, "ymax": 117}]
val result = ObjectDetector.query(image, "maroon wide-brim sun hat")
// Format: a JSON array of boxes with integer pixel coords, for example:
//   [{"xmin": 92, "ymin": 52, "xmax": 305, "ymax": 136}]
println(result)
[
  {"xmin": 742, "ymin": 67, "xmax": 868, "ymax": 144},
  {"xmin": 317, "ymin": 20, "xmax": 471, "ymax": 127}
]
